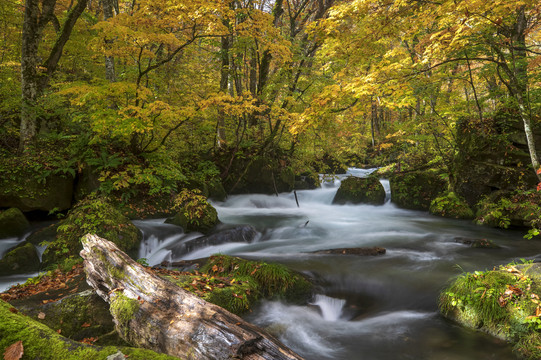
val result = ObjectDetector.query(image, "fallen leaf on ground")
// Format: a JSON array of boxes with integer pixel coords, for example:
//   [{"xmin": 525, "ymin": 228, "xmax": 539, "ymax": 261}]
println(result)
[{"xmin": 3, "ymin": 340, "xmax": 23, "ymax": 360}]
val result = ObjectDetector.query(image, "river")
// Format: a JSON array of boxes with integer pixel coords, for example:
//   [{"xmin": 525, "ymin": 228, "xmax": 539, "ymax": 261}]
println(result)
[
  {"xmin": 135, "ymin": 168, "xmax": 538, "ymax": 359},
  {"xmin": 1, "ymin": 168, "xmax": 539, "ymax": 359}
]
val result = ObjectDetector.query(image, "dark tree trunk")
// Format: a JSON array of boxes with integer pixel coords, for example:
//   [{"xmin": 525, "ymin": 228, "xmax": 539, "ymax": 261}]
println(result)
[{"xmin": 19, "ymin": 0, "xmax": 89, "ymax": 152}]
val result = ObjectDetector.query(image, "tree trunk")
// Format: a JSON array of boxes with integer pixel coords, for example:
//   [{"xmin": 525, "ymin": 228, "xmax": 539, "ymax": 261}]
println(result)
[
  {"xmin": 19, "ymin": 0, "xmax": 89, "ymax": 152},
  {"xmin": 80, "ymin": 234, "xmax": 304, "ymax": 360},
  {"xmin": 103, "ymin": 0, "xmax": 116, "ymax": 82},
  {"xmin": 19, "ymin": 0, "xmax": 41, "ymax": 152}
]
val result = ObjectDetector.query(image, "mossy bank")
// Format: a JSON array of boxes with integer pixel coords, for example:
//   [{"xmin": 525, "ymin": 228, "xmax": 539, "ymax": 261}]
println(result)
[{"xmin": 439, "ymin": 262, "xmax": 541, "ymax": 359}]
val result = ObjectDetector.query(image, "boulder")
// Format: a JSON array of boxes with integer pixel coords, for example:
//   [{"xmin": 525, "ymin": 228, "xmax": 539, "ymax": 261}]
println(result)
[
  {"xmin": 13, "ymin": 289, "xmax": 116, "ymax": 343},
  {"xmin": 0, "ymin": 299, "xmax": 179, "ymax": 359},
  {"xmin": 390, "ymin": 171, "xmax": 446, "ymax": 210},
  {"xmin": 294, "ymin": 172, "xmax": 319, "ymax": 190},
  {"xmin": 333, "ymin": 176, "xmax": 385, "ymax": 205},
  {"xmin": 0, "ymin": 208, "xmax": 30, "ymax": 239},
  {"xmin": 453, "ymin": 114, "xmax": 539, "ymax": 208},
  {"xmin": 429, "ymin": 192, "xmax": 474, "ymax": 219},
  {"xmin": 0, "ymin": 174, "xmax": 73, "ymax": 212},
  {"xmin": 165, "ymin": 190, "xmax": 219, "ymax": 234},
  {"xmin": 168, "ymin": 225, "xmax": 257, "ymax": 258},
  {"xmin": 0, "ymin": 242, "xmax": 40, "ymax": 275},
  {"xmin": 454, "ymin": 237, "xmax": 500, "ymax": 249},
  {"xmin": 42, "ymin": 196, "xmax": 142, "ymax": 268},
  {"xmin": 475, "ymin": 191, "xmax": 541, "ymax": 230}
]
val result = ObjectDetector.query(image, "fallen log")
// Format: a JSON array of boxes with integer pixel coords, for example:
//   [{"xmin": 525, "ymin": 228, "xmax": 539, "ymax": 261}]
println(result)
[{"xmin": 80, "ymin": 234, "xmax": 303, "ymax": 360}]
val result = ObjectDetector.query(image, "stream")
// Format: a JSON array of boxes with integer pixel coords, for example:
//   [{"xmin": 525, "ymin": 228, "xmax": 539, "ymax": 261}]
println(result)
[
  {"xmin": 2, "ymin": 168, "xmax": 540, "ymax": 359},
  {"xmin": 136, "ymin": 168, "xmax": 539, "ymax": 359}
]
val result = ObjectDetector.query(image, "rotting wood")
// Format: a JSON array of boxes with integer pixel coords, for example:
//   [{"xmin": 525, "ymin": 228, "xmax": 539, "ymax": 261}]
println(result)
[{"xmin": 80, "ymin": 234, "xmax": 304, "ymax": 360}]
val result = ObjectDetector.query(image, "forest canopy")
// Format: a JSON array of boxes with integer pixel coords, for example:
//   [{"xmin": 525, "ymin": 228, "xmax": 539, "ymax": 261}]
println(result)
[{"xmin": 0, "ymin": 0, "xmax": 540, "ymax": 207}]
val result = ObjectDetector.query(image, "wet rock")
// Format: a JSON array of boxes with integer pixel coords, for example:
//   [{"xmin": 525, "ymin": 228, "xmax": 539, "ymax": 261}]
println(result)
[
  {"xmin": 454, "ymin": 237, "xmax": 500, "ymax": 249},
  {"xmin": 294, "ymin": 172, "xmax": 319, "ymax": 190},
  {"xmin": 333, "ymin": 176, "xmax": 385, "ymax": 205},
  {"xmin": 26, "ymin": 223, "xmax": 58, "ymax": 246},
  {"xmin": 0, "ymin": 242, "xmax": 40, "ymax": 275},
  {"xmin": 168, "ymin": 225, "xmax": 257, "ymax": 258},
  {"xmin": 0, "ymin": 208, "xmax": 30, "ymax": 239},
  {"xmin": 310, "ymin": 247, "xmax": 386, "ymax": 256}
]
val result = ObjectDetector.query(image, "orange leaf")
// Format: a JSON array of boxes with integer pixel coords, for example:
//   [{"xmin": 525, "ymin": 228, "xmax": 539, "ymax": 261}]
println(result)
[
  {"xmin": 3, "ymin": 340, "xmax": 23, "ymax": 360},
  {"xmin": 81, "ymin": 322, "xmax": 91, "ymax": 328}
]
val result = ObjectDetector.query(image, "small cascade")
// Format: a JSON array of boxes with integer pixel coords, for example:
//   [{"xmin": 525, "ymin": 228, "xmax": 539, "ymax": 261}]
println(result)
[
  {"xmin": 379, "ymin": 179, "xmax": 391, "ymax": 202},
  {"xmin": 312, "ymin": 294, "xmax": 346, "ymax": 321}
]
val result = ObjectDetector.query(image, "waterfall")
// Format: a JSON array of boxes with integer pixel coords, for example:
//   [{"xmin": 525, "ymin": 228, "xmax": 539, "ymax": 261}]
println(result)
[
  {"xmin": 379, "ymin": 179, "xmax": 391, "ymax": 202},
  {"xmin": 312, "ymin": 294, "xmax": 346, "ymax": 321}
]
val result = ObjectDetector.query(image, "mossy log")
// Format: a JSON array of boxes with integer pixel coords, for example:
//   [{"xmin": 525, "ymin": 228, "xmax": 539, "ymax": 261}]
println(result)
[{"xmin": 80, "ymin": 234, "xmax": 304, "ymax": 360}]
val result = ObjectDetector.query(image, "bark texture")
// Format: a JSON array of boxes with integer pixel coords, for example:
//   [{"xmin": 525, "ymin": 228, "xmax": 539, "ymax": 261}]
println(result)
[{"xmin": 80, "ymin": 234, "xmax": 303, "ymax": 360}]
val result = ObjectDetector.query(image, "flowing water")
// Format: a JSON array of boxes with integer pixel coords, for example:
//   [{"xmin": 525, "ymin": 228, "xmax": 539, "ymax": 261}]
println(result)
[
  {"xmin": 1, "ymin": 168, "xmax": 539, "ymax": 358},
  {"xmin": 134, "ymin": 168, "xmax": 540, "ymax": 359}
]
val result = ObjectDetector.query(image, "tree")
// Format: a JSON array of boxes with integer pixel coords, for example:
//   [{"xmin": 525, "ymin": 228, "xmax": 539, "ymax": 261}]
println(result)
[{"xmin": 20, "ymin": 0, "xmax": 89, "ymax": 152}]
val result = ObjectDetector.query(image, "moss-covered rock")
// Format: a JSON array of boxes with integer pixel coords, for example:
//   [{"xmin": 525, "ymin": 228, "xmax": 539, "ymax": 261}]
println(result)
[
  {"xmin": 0, "ymin": 242, "xmax": 40, "ymax": 275},
  {"xmin": 0, "ymin": 173, "xmax": 74, "ymax": 213},
  {"xmin": 42, "ymin": 196, "xmax": 142, "ymax": 268},
  {"xmin": 453, "ymin": 113, "xmax": 539, "ymax": 208},
  {"xmin": 207, "ymin": 178, "xmax": 227, "ymax": 201},
  {"xmin": 333, "ymin": 176, "xmax": 386, "ymax": 205},
  {"xmin": 439, "ymin": 262, "xmax": 541, "ymax": 359},
  {"xmin": 0, "ymin": 299, "xmax": 179, "ymax": 359},
  {"xmin": 165, "ymin": 189, "xmax": 219, "ymax": 234},
  {"xmin": 26, "ymin": 223, "xmax": 59, "ymax": 246},
  {"xmin": 390, "ymin": 170, "xmax": 446, "ymax": 210},
  {"xmin": 16, "ymin": 289, "xmax": 116, "ymax": 342},
  {"xmin": 162, "ymin": 255, "xmax": 312, "ymax": 315},
  {"xmin": 475, "ymin": 191, "xmax": 541, "ymax": 230},
  {"xmin": 429, "ymin": 192, "xmax": 474, "ymax": 219},
  {"xmin": 0, "ymin": 208, "xmax": 30, "ymax": 239}
]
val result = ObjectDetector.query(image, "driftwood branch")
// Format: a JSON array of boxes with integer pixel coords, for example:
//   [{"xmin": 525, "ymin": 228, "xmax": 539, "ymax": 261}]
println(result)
[{"xmin": 80, "ymin": 234, "xmax": 303, "ymax": 360}]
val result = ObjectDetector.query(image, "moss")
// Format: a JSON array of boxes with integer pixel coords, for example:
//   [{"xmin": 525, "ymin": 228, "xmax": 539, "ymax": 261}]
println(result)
[
  {"xmin": 165, "ymin": 189, "xmax": 219, "ymax": 234},
  {"xmin": 0, "ymin": 242, "xmax": 40, "ymax": 275},
  {"xmin": 162, "ymin": 255, "xmax": 312, "ymax": 315},
  {"xmin": 390, "ymin": 170, "xmax": 446, "ymax": 210},
  {"xmin": 202, "ymin": 255, "xmax": 312, "ymax": 303},
  {"xmin": 475, "ymin": 191, "xmax": 541, "ymax": 231},
  {"xmin": 439, "ymin": 263, "xmax": 541, "ymax": 358},
  {"xmin": 514, "ymin": 332, "xmax": 541, "ymax": 360},
  {"xmin": 109, "ymin": 293, "xmax": 140, "ymax": 331},
  {"xmin": 0, "ymin": 299, "xmax": 178, "ymax": 359},
  {"xmin": 42, "ymin": 195, "xmax": 142, "ymax": 268},
  {"xmin": 0, "ymin": 208, "xmax": 30, "ymax": 238},
  {"xmin": 429, "ymin": 192, "xmax": 474, "ymax": 219},
  {"xmin": 332, "ymin": 176, "xmax": 386, "ymax": 205}
]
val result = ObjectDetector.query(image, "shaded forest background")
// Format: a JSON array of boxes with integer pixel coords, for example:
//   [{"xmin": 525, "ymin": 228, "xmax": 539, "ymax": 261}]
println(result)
[{"xmin": 1, "ymin": 0, "xmax": 540, "ymax": 230}]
